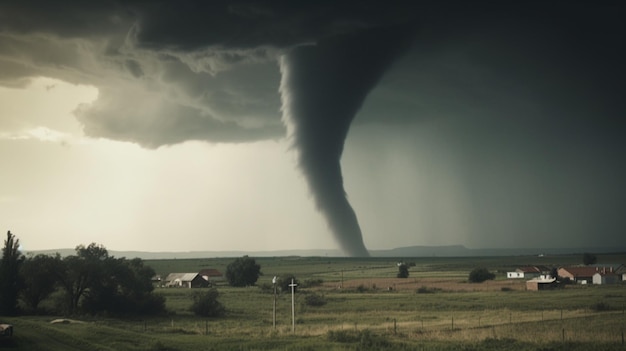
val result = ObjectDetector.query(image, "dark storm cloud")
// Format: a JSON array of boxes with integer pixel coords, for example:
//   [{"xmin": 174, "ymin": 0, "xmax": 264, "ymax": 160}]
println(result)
[{"xmin": 0, "ymin": 0, "xmax": 416, "ymax": 147}]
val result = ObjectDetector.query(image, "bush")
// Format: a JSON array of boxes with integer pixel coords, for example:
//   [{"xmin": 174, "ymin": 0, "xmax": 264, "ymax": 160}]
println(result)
[
  {"xmin": 416, "ymin": 286, "xmax": 438, "ymax": 294},
  {"xmin": 591, "ymin": 302, "xmax": 612, "ymax": 311},
  {"xmin": 468, "ymin": 267, "xmax": 495, "ymax": 283},
  {"xmin": 397, "ymin": 263, "xmax": 409, "ymax": 278},
  {"xmin": 355, "ymin": 284, "xmax": 368, "ymax": 293},
  {"xmin": 303, "ymin": 292, "xmax": 327, "ymax": 307},
  {"xmin": 190, "ymin": 289, "xmax": 225, "ymax": 317}
]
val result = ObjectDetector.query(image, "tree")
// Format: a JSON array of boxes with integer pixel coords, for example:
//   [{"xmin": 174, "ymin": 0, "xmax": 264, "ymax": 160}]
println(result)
[
  {"xmin": 397, "ymin": 263, "xmax": 409, "ymax": 278},
  {"xmin": 54, "ymin": 243, "xmax": 109, "ymax": 314},
  {"xmin": 225, "ymin": 256, "xmax": 261, "ymax": 287},
  {"xmin": 468, "ymin": 267, "xmax": 495, "ymax": 283},
  {"xmin": 83, "ymin": 257, "xmax": 165, "ymax": 316},
  {"xmin": 20, "ymin": 254, "xmax": 61, "ymax": 311},
  {"xmin": 549, "ymin": 267, "xmax": 559, "ymax": 280},
  {"xmin": 583, "ymin": 253, "xmax": 597, "ymax": 266},
  {"xmin": 55, "ymin": 243, "xmax": 165, "ymax": 316},
  {"xmin": 0, "ymin": 231, "xmax": 25, "ymax": 315},
  {"xmin": 190, "ymin": 289, "xmax": 225, "ymax": 317}
]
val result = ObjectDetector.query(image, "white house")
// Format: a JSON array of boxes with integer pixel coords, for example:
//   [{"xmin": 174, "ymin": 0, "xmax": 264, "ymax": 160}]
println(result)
[{"xmin": 507, "ymin": 266, "xmax": 547, "ymax": 279}]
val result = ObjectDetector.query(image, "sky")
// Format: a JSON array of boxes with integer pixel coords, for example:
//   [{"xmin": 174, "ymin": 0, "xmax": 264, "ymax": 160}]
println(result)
[{"xmin": 1, "ymin": 1, "xmax": 625, "ymax": 255}]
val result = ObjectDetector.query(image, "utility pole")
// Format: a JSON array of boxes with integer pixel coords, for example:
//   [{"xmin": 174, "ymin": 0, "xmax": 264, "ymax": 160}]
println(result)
[
  {"xmin": 341, "ymin": 270, "xmax": 344, "ymax": 289},
  {"xmin": 272, "ymin": 276, "xmax": 277, "ymax": 330},
  {"xmin": 289, "ymin": 279, "xmax": 298, "ymax": 333}
]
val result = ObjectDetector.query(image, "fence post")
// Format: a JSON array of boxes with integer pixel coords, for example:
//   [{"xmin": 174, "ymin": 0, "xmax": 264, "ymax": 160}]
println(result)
[
  {"xmin": 478, "ymin": 317, "xmax": 481, "ymax": 328},
  {"xmin": 451, "ymin": 316, "xmax": 454, "ymax": 330},
  {"xmin": 562, "ymin": 328, "xmax": 565, "ymax": 342},
  {"xmin": 205, "ymin": 320, "xmax": 208, "ymax": 335},
  {"xmin": 394, "ymin": 319, "xmax": 397, "ymax": 335}
]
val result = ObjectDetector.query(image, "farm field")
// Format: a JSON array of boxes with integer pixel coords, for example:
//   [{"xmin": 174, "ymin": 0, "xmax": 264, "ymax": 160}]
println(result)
[{"xmin": 2, "ymin": 253, "xmax": 626, "ymax": 350}]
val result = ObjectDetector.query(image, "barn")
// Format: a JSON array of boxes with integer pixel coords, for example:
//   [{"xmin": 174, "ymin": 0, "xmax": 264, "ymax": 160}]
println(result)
[{"xmin": 165, "ymin": 273, "xmax": 208, "ymax": 288}]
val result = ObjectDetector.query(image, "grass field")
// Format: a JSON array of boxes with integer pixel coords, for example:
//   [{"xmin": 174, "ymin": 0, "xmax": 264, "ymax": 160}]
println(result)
[{"xmin": 1, "ymin": 253, "xmax": 625, "ymax": 350}]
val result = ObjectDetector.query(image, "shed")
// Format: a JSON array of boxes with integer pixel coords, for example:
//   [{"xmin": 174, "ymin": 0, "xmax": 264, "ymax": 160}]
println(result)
[{"xmin": 526, "ymin": 277, "xmax": 557, "ymax": 291}]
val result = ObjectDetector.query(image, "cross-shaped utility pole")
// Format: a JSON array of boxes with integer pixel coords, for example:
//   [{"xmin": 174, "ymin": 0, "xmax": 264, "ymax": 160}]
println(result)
[{"xmin": 289, "ymin": 279, "xmax": 298, "ymax": 333}]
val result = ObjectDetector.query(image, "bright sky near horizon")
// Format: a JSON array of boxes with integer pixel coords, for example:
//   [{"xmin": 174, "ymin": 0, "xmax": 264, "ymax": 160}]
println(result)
[
  {"xmin": 1, "ymin": 1, "xmax": 625, "ymax": 254},
  {"xmin": 2, "ymin": 76, "xmax": 467, "ymax": 252}
]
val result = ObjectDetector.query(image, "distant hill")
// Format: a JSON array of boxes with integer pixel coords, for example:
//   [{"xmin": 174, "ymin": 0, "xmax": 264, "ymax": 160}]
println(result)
[{"xmin": 24, "ymin": 245, "xmax": 626, "ymax": 260}]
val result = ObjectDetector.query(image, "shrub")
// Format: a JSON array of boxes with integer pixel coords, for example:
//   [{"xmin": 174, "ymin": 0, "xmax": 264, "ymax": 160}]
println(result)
[
  {"xmin": 416, "ymin": 286, "xmax": 435, "ymax": 294},
  {"xmin": 397, "ymin": 263, "xmax": 409, "ymax": 278},
  {"xmin": 190, "ymin": 289, "xmax": 225, "ymax": 317},
  {"xmin": 591, "ymin": 302, "xmax": 612, "ymax": 311},
  {"xmin": 355, "ymin": 284, "xmax": 368, "ymax": 293},
  {"xmin": 468, "ymin": 267, "xmax": 495, "ymax": 283}
]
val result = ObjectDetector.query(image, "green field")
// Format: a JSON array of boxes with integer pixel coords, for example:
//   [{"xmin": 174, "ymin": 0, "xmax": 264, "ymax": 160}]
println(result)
[{"xmin": 2, "ymin": 254, "xmax": 626, "ymax": 350}]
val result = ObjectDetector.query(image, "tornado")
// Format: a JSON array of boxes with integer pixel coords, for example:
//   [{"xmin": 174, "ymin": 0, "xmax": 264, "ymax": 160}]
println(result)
[{"xmin": 279, "ymin": 25, "xmax": 414, "ymax": 256}]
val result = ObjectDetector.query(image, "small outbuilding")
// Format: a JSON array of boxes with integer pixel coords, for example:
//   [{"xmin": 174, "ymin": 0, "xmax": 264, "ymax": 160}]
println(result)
[{"xmin": 526, "ymin": 277, "xmax": 557, "ymax": 291}]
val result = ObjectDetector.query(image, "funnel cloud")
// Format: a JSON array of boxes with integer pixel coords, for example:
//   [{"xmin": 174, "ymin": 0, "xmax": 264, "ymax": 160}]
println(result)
[{"xmin": 280, "ymin": 26, "xmax": 414, "ymax": 256}]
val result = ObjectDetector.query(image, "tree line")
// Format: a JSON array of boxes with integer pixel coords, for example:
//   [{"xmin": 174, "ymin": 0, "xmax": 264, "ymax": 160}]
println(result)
[{"xmin": 0, "ymin": 231, "xmax": 165, "ymax": 316}]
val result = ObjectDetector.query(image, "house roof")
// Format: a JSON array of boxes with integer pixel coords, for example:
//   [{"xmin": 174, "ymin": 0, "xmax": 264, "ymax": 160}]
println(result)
[
  {"xmin": 165, "ymin": 273, "xmax": 200, "ymax": 282},
  {"xmin": 559, "ymin": 266, "xmax": 599, "ymax": 278},
  {"xmin": 517, "ymin": 266, "xmax": 541, "ymax": 273}
]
